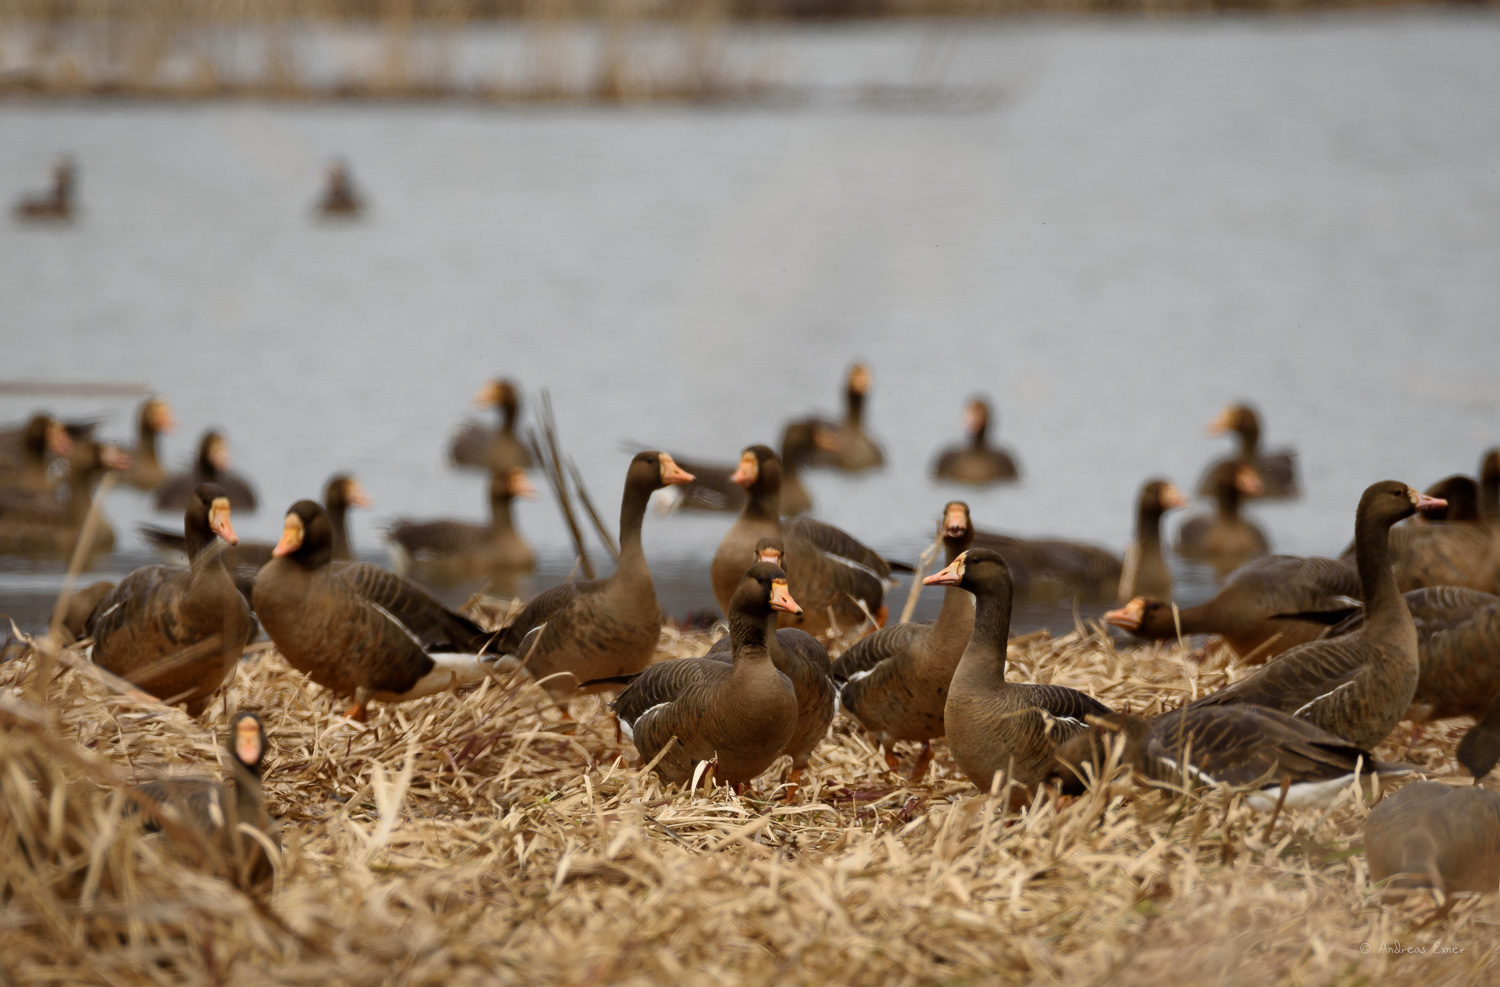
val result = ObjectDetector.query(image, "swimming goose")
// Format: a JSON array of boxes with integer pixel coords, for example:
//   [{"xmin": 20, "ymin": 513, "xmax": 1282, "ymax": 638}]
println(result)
[
  {"xmin": 13, "ymin": 159, "xmax": 74, "ymax": 222},
  {"xmin": 1365, "ymin": 782, "xmax": 1500, "ymax": 898},
  {"xmin": 931, "ymin": 397, "xmax": 1019, "ymax": 485},
  {"xmin": 1198, "ymin": 403, "xmax": 1299, "ymax": 499},
  {"xmin": 0, "ymin": 413, "xmax": 74, "ymax": 494},
  {"xmin": 89, "ymin": 484, "xmax": 252, "ymax": 716},
  {"xmin": 800, "ymin": 363, "xmax": 884, "ymax": 473},
  {"xmin": 132, "ymin": 711, "xmax": 279, "ymax": 890},
  {"xmin": 155, "ymin": 431, "xmax": 258, "ymax": 512},
  {"xmin": 1187, "ymin": 481, "xmax": 1444, "ymax": 748},
  {"xmin": 388, "ymin": 466, "xmax": 536, "ymax": 580},
  {"xmin": 448, "ymin": 378, "xmax": 533, "ymax": 471},
  {"xmin": 833, "ymin": 501, "xmax": 975, "ymax": 781},
  {"xmin": 500, "ymin": 451, "xmax": 693, "ymax": 705},
  {"xmin": 122, "ymin": 396, "xmax": 176, "ymax": 492},
  {"xmin": 0, "ymin": 439, "xmax": 130, "ymax": 557},
  {"xmin": 931, "ymin": 548, "xmax": 1114, "ymax": 793},
  {"xmin": 253, "ymin": 500, "xmax": 511, "ymax": 721},
  {"xmin": 316, "ymin": 160, "xmax": 363, "ymax": 217},
  {"xmin": 711, "ymin": 444, "xmax": 891, "ymax": 639},
  {"xmin": 1050, "ymin": 704, "xmax": 1411, "ymax": 810},
  {"xmin": 612, "ymin": 562, "xmax": 799, "ymax": 792},
  {"xmin": 1117, "ymin": 479, "xmax": 1188, "ymax": 602},
  {"xmin": 1176, "ymin": 461, "xmax": 1269, "ymax": 576}
]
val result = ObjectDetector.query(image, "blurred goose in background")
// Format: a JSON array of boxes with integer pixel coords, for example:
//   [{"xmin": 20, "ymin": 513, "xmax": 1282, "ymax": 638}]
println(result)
[
  {"xmin": 799, "ymin": 363, "xmax": 884, "ymax": 473},
  {"xmin": 132, "ymin": 711, "xmax": 279, "ymax": 890},
  {"xmin": 142, "ymin": 473, "xmax": 368, "ymax": 601},
  {"xmin": 1176, "ymin": 461, "xmax": 1269, "ymax": 577},
  {"xmin": 316, "ymin": 160, "xmax": 363, "ymax": 217},
  {"xmin": 495, "ymin": 452, "xmax": 693, "ymax": 707},
  {"xmin": 1050, "ymin": 704, "xmax": 1411, "ymax": 809},
  {"xmin": 155, "ymin": 430, "xmax": 258, "ymax": 512},
  {"xmin": 1198, "ymin": 402, "xmax": 1299, "ymax": 499},
  {"xmin": 931, "ymin": 397, "xmax": 1019, "ymax": 485},
  {"xmin": 711, "ymin": 444, "xmax": 893, "ymax": 639},
  {"xmin": 13, "ymin": 158, "xmax": 74, "ymax": 222},
  {"xmin": 612, "ymin": 561, "xmax": 799, "ymax": 793},
  {"xmin": 1365, "ymin": 782, "xmax": 1500, "ymax": 899},
  {"xmin": 970, "ymin": 526, "xmax": 1122, "ymax": 605},
  {"xmin": 655, "ymin": 421, "xmax": 825, "ymax": 516},
  {"xmin": 1413, "ymin": 474, "xmax": 1480, "ymax": 524},
  {"xmin": 449, "ymin": 378, "xmax": 533, "ymax": 471},
  {"xmin": 0, "ymin": 413, "xmax": 74, "ymax": 494},
  {"xmin": 253, "ymin": 500, "xmax": 511, "ymax": 721},
  {"xmin": 122, "ymin": 396, "xmax": 176, "ymax": 492},
  {"xmin": 1117, "ymin": 479, "xmax": 1188, "ymax": 602},
  {"xmin": 1185, "ymin": 481, "xmax": 1444, "ymax": 748},
  {"xmin": 388, "ymin": 466, "xmax": 536, "ymax": 581},
  {"xmin": 89, "ymin": 484, "xmax": 252, "ymax": 716},
  {"xmin": 0, "ymin": 438, "xmax": 130, "ymax": 557},
  {"xmin": 834, "ymin": 501, "xmax": 975, "ymax": 781},
  {"xmin": 932, "ymin": 549, "xmax": 1113, "ymax": 794}
]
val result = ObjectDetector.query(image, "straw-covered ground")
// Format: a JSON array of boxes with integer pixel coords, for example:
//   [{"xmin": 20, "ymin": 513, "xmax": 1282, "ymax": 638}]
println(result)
[{"xmin": 0, "ymin": 609, "xmax": 1493, "ymax": 986}]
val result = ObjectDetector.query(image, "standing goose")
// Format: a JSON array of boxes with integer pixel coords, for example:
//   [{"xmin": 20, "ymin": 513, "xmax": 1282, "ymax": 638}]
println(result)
[
  {"xmin": 501, "ymin": 452, "xmax": 694, "ymax": 705},
  {"xmin": 1050, "ymin": 704, "xmax": 1411, "ymax": 810},
  {"xmin": 0, "ymin": 439, "xmax": 130, "ymax": 557},
  {"xmin": 654, "ymin": 421, "xmax": 824, "ymax": 516},
  {"xmin": 142, "ymin": 473, "xmax": 369, "ymax": 602},
  {"xmin": 702, "ymin": 538, "xmax": 834, "ymax": 799},
  {"xmin": 253, "ymin": 500, "xmax": 511, "ymax": 721},
  {"xmin": 89, "ymin": 484, "xmax": 252, "ymax": 716},
  {"xmin": 1198, "ymin": 402, "xmax": 1299, "ymax": 499},
  {"xmin": 711, "ymin": 444, "xmax": 891, "ymax": 639},
  {"xmin": 132, "ymin": 711, "xmax": 279, "ymax": 890},
  {"xmin": 1187, "ymin": 481, "xmax": 1445, "ymax": 748},
  {"xmin": 1365, "ymin": 782, "xmax": 1500, "ymax": 898},
  {"xmin": 612, "ymin": 562, "xmax": 799, "ymax": 792},
  {"xmin": 122, "ymin": 396, "xmax": 176, "ymax": 492},
  {"xmin": 833, "ymin": 501, "xmax": 975, "ymax": 781},
  {"xmin": 13, "ymin": 159, "xmax": 74, "ymax": 222},
  {"xmin": 0, "ymin": 413, "xmax": 74, "ymax": 494},
  {"xmin": 1117, "ymin": 479, "xmax": 1188, "ymax": 602},
  {"xmin": 931, "ymin": 397, "xmax": 1019, "ymax": 485},
  {"xmin": 1176, "ymin": 461, "xmax": 1269, "ymax": 576},
  {"xmin": 448, "ymin": 378, "xmax": 533, "ymax": 471},
  {"xmin": 387, "ymin": 466, "xmax": 536, "ymax": 580},
  {"xmin": 155, "ymin": 430, "xmax": 258, "ymax": 512},
  {"xmin": 800, "ymin": 363, "xmax": 885, "ymax": 473},
  {"xmin": 930, "ymin": 548, "xmax": 1114, "ymax": 793},
  {"xmin": 1106, "ymin": 553, "xmax": 1360, "ymax": 662}
]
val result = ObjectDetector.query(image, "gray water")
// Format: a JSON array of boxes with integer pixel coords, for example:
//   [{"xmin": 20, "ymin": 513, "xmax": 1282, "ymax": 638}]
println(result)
[{"xmin": 3, "ymin": 13, "xmax": 1499, "ymax": 634}]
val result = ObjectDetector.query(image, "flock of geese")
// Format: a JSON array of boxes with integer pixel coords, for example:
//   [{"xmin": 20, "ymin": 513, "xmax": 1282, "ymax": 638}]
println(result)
[{"xmin": 4, "ymin": 361, "xmax": 1500, "ymax": 902}]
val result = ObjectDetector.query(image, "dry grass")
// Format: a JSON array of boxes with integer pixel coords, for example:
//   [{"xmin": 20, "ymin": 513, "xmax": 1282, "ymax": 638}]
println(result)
[{"xmin": 1, "ymin": 614, "xmax": 1495, "ymax": 985}]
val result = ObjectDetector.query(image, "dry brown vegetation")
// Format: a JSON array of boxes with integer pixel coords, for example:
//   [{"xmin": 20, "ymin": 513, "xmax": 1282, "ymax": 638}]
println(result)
[{"xmin": 1, "ymin": 610, "xmax": 1495, "ymax": 985}]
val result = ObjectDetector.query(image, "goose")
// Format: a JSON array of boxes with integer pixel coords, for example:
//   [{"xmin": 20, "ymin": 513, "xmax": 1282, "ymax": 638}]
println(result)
[
  {"xmin": 1198, "ymin": 403, "xmax": 1299, "ymax": 499},
  {"xmin": 931, "ymin": 397, "xmax": 1019, "ymax": 485},
  {"xmin": 611, "ymin": 562, "xmax": 799, "ymax": 792},
  {"xmin": 0, "ymin": 439, "xmax": 130, "ymax": 557},
  {"xmin": 930, "ymin": 548, "xmax": 1114, "ymax": 794},
  {"xmin": 0, "ymin": 413, "xmax": 74, "ymax": 494},
  {"xmin": 448, "ymin": 378, "xmax": 533, "ymax": 471},
  {"xmin": 89, "ymin": 484, "xmax": 252, "ymax": 716},
  {"xmin": 654, "ymin": 421, "xmax": 824, "ymax": 516},
  {"xmin": 1176, "ymin": 461, "xmax": 1269, "ymax": 577},
  {"xmin": 252, "ymin": 500, "xmax": 512, "ymax": 721},
  {"xmin": 13, "ymin": 159, "xmax": 74, "ymax": 222},
  {"xmin": 155, "ymin": 430, "xmax": 258, "ymax": 512},
  {"xmin": 833, "ymin": 501, "xmax": 975, "ymax": 781},
  {"xmin": 316, "ymin": 160, "xmax": 363, "ymax": 217},
  {"xmin": 799, "ymin": 363, "xmax": 884, "ymax": 472},
  {"xmin": 1117, "ymin": 479, "xmax": 1188, "ymax": 602},
  {"xmin": 388, "ymin": 466, "xmax": 536, "ymax": 580},
  {"xmin": 1365, "ymin": 782, "xmax": 1500, "ymax": 898},
  {"xmin": 122, "ymin": 396, "xmax": 176, "ymax": 492}
]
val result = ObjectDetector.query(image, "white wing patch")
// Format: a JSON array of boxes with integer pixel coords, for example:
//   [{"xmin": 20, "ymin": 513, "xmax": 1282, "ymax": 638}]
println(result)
[
  {"xmin": 367, "ymin": 600, "xmax": 425, "ymax": 651},
  {"xmin": 1292, "ymin": 679, "xmax": 1357, "ymax": 718}
]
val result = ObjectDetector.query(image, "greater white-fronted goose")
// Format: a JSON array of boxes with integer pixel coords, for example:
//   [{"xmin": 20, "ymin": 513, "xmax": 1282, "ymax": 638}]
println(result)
[
  {"xmin": 1458, "ymin": 691, "xmax": 1500, "ymax": 781},
  {"xmin": 931, "ymin": 548, "xmax": 1114, "ymax": 794},
  {"xmin": 0, "ymin": 438, "xmax": 130, "ymax": 557},
  {"xmin": 13, "ymin": 159, "xmax": 74, "ymax": 222},
  {"xmin": 1106, "ymin": 553, "xmax": 1360, "ymax": 662},
  {"xmin": 612, "ymin": 562, "xmax": 799, "ymax": 792},
  {"xmin": 656, "ymin": 421, "xmax": 824, "ymax": 516},
  {"xmin": 316, "ymin": 160, "xmax": 363, "ymax": 218},
  {"xmin": 1414, "ymin": 475, "xmax": 1480, "ymax": 525},
  {"xmin": 500, "ymin": 452, "xmax": 693, "ymax": 705},
  {"xmin": 1198, "ymin": 402, "xmax": 1299, "ymax": 500},
  {"xmin": 1187, "ymin": 481, "xmax": 1445, "ymax": 748},
  {"xmin": 800, "ymin": 363, "xmax": 885, "ymax": 473},
  {"xmin": 970, "ymin": 527, "xmax": 1122, "ymax": 605},
  {"xmin": 1176, "ymin": 461, "xmax": 1269, "ymax": 576},
  {"xmin": 833, "ymin": 502, "xmax": 975, "ymax": 781},
  {"xmin": 0, "ymin": 413, "xmax": 74, "ymax": 494},
  {"xmin": 155, "ymin": 430, "xmax": 258, "ymax": 512},
  {"xmin": 711, "ymin": 444, "xmax": 891, "ymax": 639},
  {"xmin": 253, "ymin": 500, "xmax": 511, "ymax": 721},
  {"xmin": 931, "ymin": 397, "xmax": 1019, "ymax": 485},
  {"xmin": 388, "ymin": 467, "xmax": 536, "ymax": 581},
  {"xmin": 89, "ymin": 484, "xmax": 252, "ymax": 716},
  {"xmin": 122, "ymin": 396, "xmax": 176, "ymax": 492},
  {"xmin": 702, "ymin": 537, "xmax": 834, "ymax": 799},
  {"xmin": 448, "ymin": 378, "xmax": 533, "ymax": 471},
  {"xmin": 132, "ymin": 711, "xmax": 278, "ymax": 890},
  {"xmin": 1365, "ymin": 782, "xmax": 1500, "ymax": 898},
  {"xmin": 1050, "ymin": 704, "xmax": 1411, "ymax": 810},
  {"xmin": 1117, "ymin": 479, "xmax": 1188, "ymax": 602},
  {"xmin": 142, "ymin": 473, "xmax": 368, "ymax": 602}
]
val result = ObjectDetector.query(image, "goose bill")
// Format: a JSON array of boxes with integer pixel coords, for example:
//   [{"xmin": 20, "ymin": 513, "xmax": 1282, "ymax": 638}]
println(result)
[
  {"xmin": 923, "ymin": 556, "xmax": 966, "ymax": 586},
  {"xmin": 729, "ymin": 452, "xmax": 758, "ymax": 488},
  {"xmin": 1160, "ymin": 483, "xmax": 1188, "ymax": 510},
  {"xmin": 510, "ymin": 470, "xmax": 538, "ymax": 498},
  {"xmin": 272, "ymin": 515, "xmax": 304, "ymax": 557},
  {"xmin": 658, "ymin": 454, "xmax": 695, "ymax": 485},
  {"xmin": 1103, "ymin": 598, "xmax": 1145, "ymax": 632},
  {"xmin": 234, "ymin": 718, "xmax": 262, "ymax": 765},
  {"xmin": 209, "ymin": 499, "xmax": 239, "ymax": 545},
  {"xmin": 346, "ymin": 478, "xmax": 372, "ymax": 508},
  {"xmin": 769, "ymin": 578, "xmax": 802, "ymax": 615},
  {"xmin": 1413, "ymin": 492, "xmax": 1447, "ymax": 513}
]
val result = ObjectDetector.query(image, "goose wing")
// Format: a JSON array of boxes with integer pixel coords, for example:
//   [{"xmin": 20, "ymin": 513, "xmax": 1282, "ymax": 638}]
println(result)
[{"xmin": 330, "ymin": 561, "xmax": 497, "ymax": 654}]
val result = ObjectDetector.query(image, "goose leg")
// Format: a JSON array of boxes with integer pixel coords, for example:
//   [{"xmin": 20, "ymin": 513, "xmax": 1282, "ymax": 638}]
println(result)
[
  {"xmin": 783, "ymin": 767, "xmax": 803, "ymax": 803},
  {"xmin": 907, "ymin": 741, "xmax": 934, "ymax": 784},
  {"xmin": 1402, "ymin": 722, "xmax": 1425, "ymax": 757},
  {"xmin": 344, "ymin": 689, "xmax": 371, "ymax": 722},
  {"xmin": 883, "ymin": 746, "xmax": 901, "ymax": 773},
  {"xmin": 1262, "ymin": 775, "xmax": 1291, "ymax": 843}
]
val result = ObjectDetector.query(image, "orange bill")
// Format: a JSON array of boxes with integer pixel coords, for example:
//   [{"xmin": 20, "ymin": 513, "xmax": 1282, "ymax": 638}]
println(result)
[{"xmin": 768, "ymin": 578, "xmax": 802, "ymax": 615}]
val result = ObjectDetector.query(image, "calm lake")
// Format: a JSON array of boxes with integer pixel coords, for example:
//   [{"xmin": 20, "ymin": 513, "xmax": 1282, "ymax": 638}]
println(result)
[{"xmin": 3, "ymin": 13, "xmax": 1498, "ymax": 635}]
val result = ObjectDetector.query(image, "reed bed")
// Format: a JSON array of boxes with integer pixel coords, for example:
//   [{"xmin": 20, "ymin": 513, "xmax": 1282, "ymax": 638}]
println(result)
[{"xmin": 1, "ymin": 612, "xmax": 1493, "ymax": 985}]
